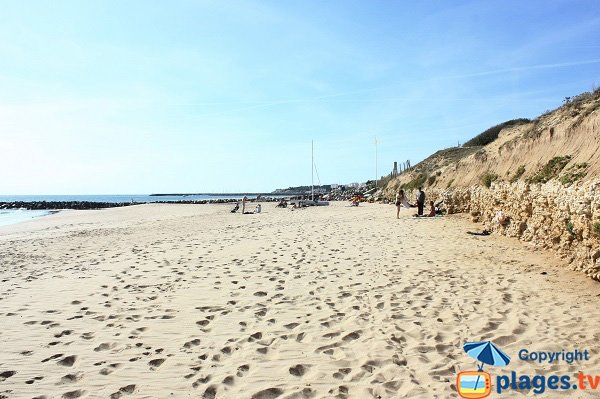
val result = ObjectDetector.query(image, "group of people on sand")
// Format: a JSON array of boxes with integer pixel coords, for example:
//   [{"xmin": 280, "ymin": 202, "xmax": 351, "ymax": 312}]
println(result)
[
  {"xmin": 395, "ymin": 187, "xmax": 436, "ymax": 218},
  {"xmin": 231, "ymin": 190, "xmax": 437, "ymax": 218},
  {"xmin": 231, "ymin": 196, "xmax": 261, "ymax": 214},
  {"xmin": 232, "ymin": 196, "xmax": 317, "ymax": 214}
]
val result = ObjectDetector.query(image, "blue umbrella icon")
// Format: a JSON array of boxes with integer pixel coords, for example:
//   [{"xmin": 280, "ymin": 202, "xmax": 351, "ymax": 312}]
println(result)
[
  {"xmin": 464, "ymin": 341, "xmax": 511, "ymax": 391},
  {"xmin": 464, "ymin": 341, "xmax": 511, "ymax": 370}
]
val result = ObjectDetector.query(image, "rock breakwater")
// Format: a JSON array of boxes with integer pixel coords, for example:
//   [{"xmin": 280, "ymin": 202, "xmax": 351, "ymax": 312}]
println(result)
[
  {"xmin": 0, "ymin": 197, "xmax": 285, "ymax": 211},
  {"xmin": 0, "ymin": 201, "xmax": 141, "ymax": 210}
]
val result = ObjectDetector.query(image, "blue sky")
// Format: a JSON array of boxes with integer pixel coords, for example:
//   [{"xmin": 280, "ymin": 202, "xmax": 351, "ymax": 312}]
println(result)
[{"xmin": 1, "ymin": 0, "xmax": 599, "ymax": 194}]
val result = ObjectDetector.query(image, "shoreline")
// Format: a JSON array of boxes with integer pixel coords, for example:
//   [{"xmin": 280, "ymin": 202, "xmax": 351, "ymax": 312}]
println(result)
[{"xmin": 0, "ymin": 209, "xmax": 60, "ymax": 228}]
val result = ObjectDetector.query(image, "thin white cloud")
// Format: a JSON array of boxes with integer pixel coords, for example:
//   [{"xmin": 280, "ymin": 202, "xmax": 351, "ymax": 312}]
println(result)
[
  {"xmin": 183, "ymin": 58, "xmax": 600, "ymax": 116},
  {"xmin": 444, "ymin": 59, "xmax": 600, "ymax": 79}
]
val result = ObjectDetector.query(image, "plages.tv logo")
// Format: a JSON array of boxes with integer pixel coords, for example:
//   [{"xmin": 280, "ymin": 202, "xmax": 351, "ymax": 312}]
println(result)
[{"xmin": 457, "ymin": 341, "xmax": 511, "ymax": 398}]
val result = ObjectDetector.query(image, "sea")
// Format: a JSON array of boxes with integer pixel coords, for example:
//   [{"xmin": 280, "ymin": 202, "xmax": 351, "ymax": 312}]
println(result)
[{"xmin": 0, "ymin": 194, "xmax": 271, "ymax": 227}]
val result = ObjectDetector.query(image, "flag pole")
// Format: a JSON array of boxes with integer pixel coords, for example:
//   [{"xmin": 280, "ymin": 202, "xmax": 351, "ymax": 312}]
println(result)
[
  {"xmin": 311, "ymin": 140, "xmax": 314, "ymax": 201},
  {"xmin": 374, "ymin": 136, "xmax": 378, "ymax": 190}
]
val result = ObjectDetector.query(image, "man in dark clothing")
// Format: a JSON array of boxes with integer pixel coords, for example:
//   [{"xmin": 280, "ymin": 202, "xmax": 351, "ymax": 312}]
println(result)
[{"xmin": 416, "ymin": 187, "xmax": 426, "ymax": 216}]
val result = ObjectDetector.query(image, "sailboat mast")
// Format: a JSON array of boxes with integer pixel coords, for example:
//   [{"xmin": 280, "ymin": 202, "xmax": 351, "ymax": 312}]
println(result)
[{"xmin": 311, "ymin": 140, "xmax": 314, "ymax": 201}]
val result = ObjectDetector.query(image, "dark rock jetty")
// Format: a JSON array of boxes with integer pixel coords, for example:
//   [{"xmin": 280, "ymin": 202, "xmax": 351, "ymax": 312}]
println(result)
[
  {"xmin": 0, "ymin": 197, "xmax": 281, "ymax": 210},
  {"xmin": 0, "ymin": 201, "xmax": 142, "ymax": 210}
]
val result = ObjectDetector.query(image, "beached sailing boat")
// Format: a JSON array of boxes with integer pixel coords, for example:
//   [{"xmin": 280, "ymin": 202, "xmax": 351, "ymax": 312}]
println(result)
[{"xmin": 307, "ymin": 140, "xmax": 329, "ymax": 206}]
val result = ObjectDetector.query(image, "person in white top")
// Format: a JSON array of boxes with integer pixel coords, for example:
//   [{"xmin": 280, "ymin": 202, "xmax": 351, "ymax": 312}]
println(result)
[
  {"xmin": 254, "ymin": 204, "xmax": 262, "ymax": 214},
  {"xmin": 395, "ymin": 189, "xmax": 412, "ymax": 219}
]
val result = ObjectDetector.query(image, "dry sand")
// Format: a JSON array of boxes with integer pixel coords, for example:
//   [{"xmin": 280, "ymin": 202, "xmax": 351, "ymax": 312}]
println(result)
[{"xmin": 0, "ymin": 203, "xmax": 599, "ymax": 399}]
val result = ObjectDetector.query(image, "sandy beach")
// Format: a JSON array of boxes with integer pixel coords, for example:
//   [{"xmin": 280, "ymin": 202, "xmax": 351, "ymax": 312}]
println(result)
[{"xmin": 1, "ymin": 202, "xmax": 599, "ymax": 399}]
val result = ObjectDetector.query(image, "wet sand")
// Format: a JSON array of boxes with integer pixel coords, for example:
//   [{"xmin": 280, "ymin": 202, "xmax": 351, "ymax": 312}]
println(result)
[{"xmin": 0, "ymin": 203, "xmax": 598, "ymax": 398}]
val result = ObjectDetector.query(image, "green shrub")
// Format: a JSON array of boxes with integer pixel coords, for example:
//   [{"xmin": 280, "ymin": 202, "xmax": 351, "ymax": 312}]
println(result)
[
  {"xmin": 428, "ymin": 175, "xmax": 436, "ymax": 186},
  {"xmin": 402, "ymin": 174, "xmax": 428, "ymax": 192},
  {"xmin": 566, "ymin": 221, "xmax": 576, "ymax": 237},
  {"xmin": 463, "ymin": 119, "xmax": 531, "ymax": 147},
  {"xmin": 446, "ymin": 178, "xmax": 455, "ymax": 189},
  {"xmin": 480, "ymin": 172, "xmax": 499, "ymax": 188},
  {"xmin": 559, "ymin": 162, "xmax": 588, "ymax": 186},
  {"xmin": 510, "ymin": 165, "xmax": 526, "ymax": 183},
  {"xmin": 527, "ymin": 156, "xmax": 572, "ymax": 184},
  {"xmin": 593, "ymin": 222, "xmax": 600, "ymax": 235}
]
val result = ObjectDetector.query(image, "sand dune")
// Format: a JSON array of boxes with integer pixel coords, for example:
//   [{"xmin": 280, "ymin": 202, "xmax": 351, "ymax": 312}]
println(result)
[{"xmin": 0, "ymin": 203, "xmax": 598, "ymax": 398}]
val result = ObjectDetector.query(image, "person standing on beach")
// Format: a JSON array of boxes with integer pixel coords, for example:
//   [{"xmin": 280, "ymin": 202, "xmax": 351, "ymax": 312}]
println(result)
[
  {"xmin": 395, "ymin": 189, "xmax": 411, "ymax": 219},
  {"xmin": 241, "ymin": 196, "xmax": 248, "ymax": 214},
  {"xmin": 416, "ymin": 187, "xmax": 426, "ymax": 216}
]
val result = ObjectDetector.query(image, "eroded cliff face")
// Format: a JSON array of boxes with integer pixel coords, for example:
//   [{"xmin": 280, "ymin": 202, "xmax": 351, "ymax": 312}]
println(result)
[{"xmin": 384, "ymin": 91, "xmax": 600, "ymax": 280}]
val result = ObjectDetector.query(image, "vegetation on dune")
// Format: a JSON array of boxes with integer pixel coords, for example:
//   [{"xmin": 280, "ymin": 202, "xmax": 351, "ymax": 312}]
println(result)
[
  {"xmin": 566, "ymin": 221, "xmax": 576, "ymax": 238},
  {"xmin": 532, "ymin": 88, "xmax": 600, "ymax": 133},
  {"xmin": 559, "ymin": 163, "xmax": 588, "ymax": 186},
  {"xmin": 480, "ymin": 171, "xmax": 499, "ymax": 188},
  {"xmin": 463, "ymin": 118, "xmax": 531, "ymax": 147},
  {"xmin": 386, "ymin": 88, "xmax": 598, "ymax": 195},
  {"xmin": 402, "ymin": 173, "xmax": 428, "ymax": 192},
  {"xmin": 593, "ymin": 222, "xmax": 600, "ymax": 236},
  {"xmin": 510, "ymin": 165, "xmax": 526, "ymax": 183},
  {"xmin": 526, "ymin": 156, "xmax": 572, "ymax": 184}
]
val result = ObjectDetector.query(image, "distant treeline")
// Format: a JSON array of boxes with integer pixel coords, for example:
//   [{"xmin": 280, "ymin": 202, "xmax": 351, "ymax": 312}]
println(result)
[{"xmin": 463, "ymin": 118, "xmax": 531, "ymax": 147}]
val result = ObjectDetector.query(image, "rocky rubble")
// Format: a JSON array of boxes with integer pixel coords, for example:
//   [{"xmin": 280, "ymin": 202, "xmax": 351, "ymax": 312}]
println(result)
[{"xmin": 407, "ymin": 180, "xmax": 600, "ymax": 280}]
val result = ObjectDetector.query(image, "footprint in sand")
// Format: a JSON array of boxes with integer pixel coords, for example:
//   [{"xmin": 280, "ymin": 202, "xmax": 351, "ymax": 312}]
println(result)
[
  {"xmin": 323, "ymin": 331, "xmax": 341, "ymax": 339},
  {"xmin": 192, "ymin": 375, "xmax": 211, "ymax": 388},
  {"xmin": 289, "ymin": 364, "xmax": 310, "ymax": 377},
  {"xmin": 94, "ymin": 342, "xmax": 116, "ymax": 352},
  {"xmin": 332, "ymin": 367, "xmax": 352, "ymax": 379},
  {"xmin": 251, "ymin": 387, "xmax": 283, "ymax": 399},
  {"xmin": 54, "ymin": 330, "xmax": 73, "ymax": 338},
  {"xmin": 109, "ymin": 384, "xmax": 136, "ymax": 399},
  {"xmin": 62, "ymin": 390, "xmax": 85, "ymax": 399},
  {"xmin": 248, "ymin": 332, "xmax": 262, "ymax": 341},
  {"xmin": 202, "ymin": 386, "xmax": 217, "ymax": 398},
  {"xmin": 236, "ymin": 364, "xmax": 250, "ymax": 377},
  {"xmin": 100, "ymin": 363, "xmax": 122, "ymax": 375},
  {"xmin": 148, "ymin": 358, "xmax": 165, "ymax": 369},
  {"xmin": 59, "ymin": 373, "xmax": 83, "ymax": 384},
  {"xmin": 57, "ymin": 355, "xmax": 77, "ymax": 367},
  {"xmin": 183, "ymin": 338, "xmax": 201, "ymax": 349},
  {"xmin": 25, "ymin": 376, "xmax": 44, "ymax": 385},
  {"xmin": 0, "ymin": 370, "xmax": 17, "ymax": 381},
  {"xmin": 342, "ymin": 331, "xmax": 361, "ymax": 341}
]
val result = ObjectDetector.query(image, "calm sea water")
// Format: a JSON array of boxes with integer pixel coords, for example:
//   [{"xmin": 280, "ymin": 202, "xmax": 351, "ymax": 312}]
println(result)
[{"xmin": 0, "ymin": 194, "xmax": 276, "ymax": 227}]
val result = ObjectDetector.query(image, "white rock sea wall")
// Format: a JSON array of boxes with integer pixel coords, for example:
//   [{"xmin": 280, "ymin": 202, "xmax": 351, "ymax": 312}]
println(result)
[{"xmin": 423, "ymin": 180, "xmax": 600, "ymax": 280}]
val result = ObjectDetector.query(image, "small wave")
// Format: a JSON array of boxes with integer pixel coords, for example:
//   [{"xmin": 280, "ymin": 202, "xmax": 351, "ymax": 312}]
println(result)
[{"xmin": 0, "ymin": 209, "xmax": 55, "ymax": 227}]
